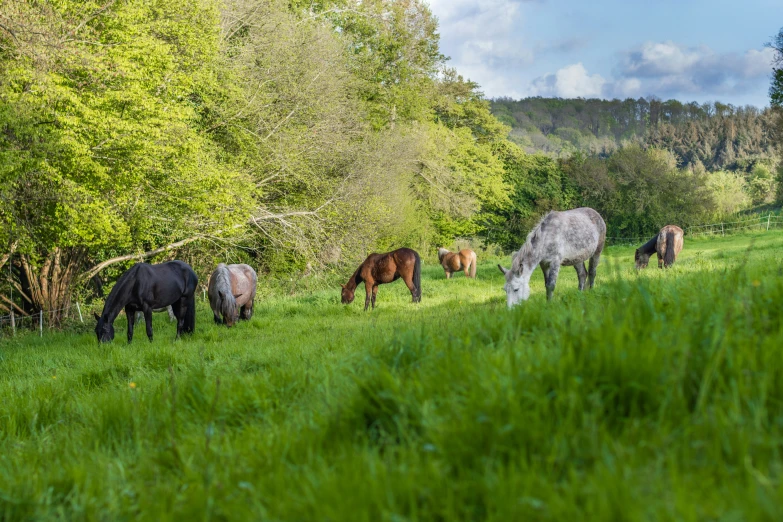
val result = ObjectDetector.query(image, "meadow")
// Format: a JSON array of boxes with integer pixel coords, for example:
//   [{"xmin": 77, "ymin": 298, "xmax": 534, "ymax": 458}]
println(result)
[{"xmin": 1, "ymin": 231, "xmax": 783, "ymax": 521}]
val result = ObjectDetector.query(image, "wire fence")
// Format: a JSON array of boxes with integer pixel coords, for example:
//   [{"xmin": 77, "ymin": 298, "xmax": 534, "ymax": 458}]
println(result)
[
  {"xmin": 0, "ymin": 302, "xmax": 89, "ymax": 337},
  {"xmin": 605, "ymin": 212, "xmax": 783, "ymax": 246}
]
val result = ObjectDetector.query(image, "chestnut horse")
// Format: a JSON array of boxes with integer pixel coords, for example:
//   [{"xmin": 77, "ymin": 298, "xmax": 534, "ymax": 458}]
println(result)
[
  {"xmin": 341, "ymin": 248, "xmax": 421, "ymax": 311},
  {"xmin": 437, "ymin": 247, "xmax": 477, "ymax": 278},
  {"xmin": 635, "ymin": 225, "xmax": 684, "ymax": 269},
  {"xmin": 208, "ymin": 263, "xmax": 258, "ymax": 327}
]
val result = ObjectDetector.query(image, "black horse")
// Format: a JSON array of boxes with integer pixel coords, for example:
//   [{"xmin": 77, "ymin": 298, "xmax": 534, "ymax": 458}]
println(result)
[{"xmin": 94, "ymin": 260, "xmax": 198, "ymax": 343}]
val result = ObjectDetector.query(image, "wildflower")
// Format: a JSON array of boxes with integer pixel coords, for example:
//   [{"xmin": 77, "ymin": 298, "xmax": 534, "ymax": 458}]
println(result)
[
  {"xmin": 129, "ymin": 382, "xmax": 137, "ymax": 389},
  {"xmin": 52, "ymin": 376, "xmax": 56, "ymax": 379},
  {"xmin": 752, "ymin": 280, "xmax": 761, "ymax": 287}
]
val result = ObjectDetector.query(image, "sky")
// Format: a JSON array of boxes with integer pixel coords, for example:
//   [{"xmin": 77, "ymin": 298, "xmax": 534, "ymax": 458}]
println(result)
[{"xmin": 427, "ymin": 0, "xmax": 783, "ymax": 107}]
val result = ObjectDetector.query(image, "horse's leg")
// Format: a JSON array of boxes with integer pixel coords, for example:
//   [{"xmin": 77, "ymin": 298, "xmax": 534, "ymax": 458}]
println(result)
[
  {"xmin": 402, "ymin": 273, "xmax": 417, "ymax": 303},
  {"xmin": 364, "ymin": 282, "xmax": 372, "ymax": 312},
  {"xmin": 143, "ymin": 305, "xmax": 154, "ymax": 342},
  {"xmin": 175, "ymin": 297, "xmax": 186, "ymax": 338},
  {"xmin": 588, "ymin": 253, "xmax": 601, "ymax": 289},
  {"xmin": 371, "ymin": 285, "xmax": 379, "ymax": 309},
  {"xmin": 545, "ymin": 264, "xmax": 561, "ymax": 301},
  {"xmin": 125, "ymin": 305, "xmax": 136, "ymax": 343},
  {"xmin": 657, "ymin": 252, "xmax": 664, "ymax": 269},
  {"xmin": 575, "ymin": 262, "xmax": 587, "ymax": 291},
  {"xmin": 446, "ymin": 270, "xmax": 452, "ymax": 279}
]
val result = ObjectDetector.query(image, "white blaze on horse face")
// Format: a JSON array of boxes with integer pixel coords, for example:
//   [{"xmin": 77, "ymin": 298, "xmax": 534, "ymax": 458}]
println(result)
[{"xmin": 504, "ymin": 271, "xmax": 530, "ymax": 308}]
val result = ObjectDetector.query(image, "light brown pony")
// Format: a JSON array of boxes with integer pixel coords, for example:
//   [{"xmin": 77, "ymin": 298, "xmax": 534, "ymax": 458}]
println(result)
[
  {"xmin": 341, "ymin": 248, "xmax": 421, "ymax": 311},
  {"xmin": 208, "ymin": 263, "xmax": 258, "ymax": 327},
  {"xmin": 635, "ymin": 225, "xmax": 684, "ymax": 269},
  {"xmin": 437, "ymin": 247, "xmax": 477, "ymax": 278}
]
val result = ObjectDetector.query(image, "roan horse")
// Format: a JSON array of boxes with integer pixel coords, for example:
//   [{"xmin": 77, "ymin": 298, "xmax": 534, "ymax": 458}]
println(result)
[
  {"xmin": 498, "ymin": 207, "xmax": 606, "ymax": 307},
  {"xmin": 341, "ymin": 248, "xmax": 421, "ymax": 311},
  {"xmin": 208, "ymin": 263, "xmax": 258, "ymax": 327},
  {"xmin": 437, "ymin": 247, "xmax": 477, "ymax": 279},
  {"xmin": 635, "ymin": 225, "xmax": 684, "ymax": 269},
  {"xmin": 94, "ymin": 260, "xmax": 198, "ymax": 343}
]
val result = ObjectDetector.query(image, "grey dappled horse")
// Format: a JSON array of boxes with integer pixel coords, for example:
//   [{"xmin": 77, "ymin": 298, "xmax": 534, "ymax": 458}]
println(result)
[{"xmin": 498, "ymin": 207, "xmax": 606, "ymax": 307}]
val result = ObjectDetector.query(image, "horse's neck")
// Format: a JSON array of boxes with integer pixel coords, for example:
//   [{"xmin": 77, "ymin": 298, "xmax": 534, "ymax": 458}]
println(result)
[
  {"xmin": 516, "ymin": 247, "xmax": 540, "ymax": 276},
  {"xmin": 102, "ymin": 278, "xmax": 131, "ymax": 322},
  {"xmin": 346, "ymin": 266, "xmax": 363, "ymax": 290},
  {"xmin": 640, "ymin": 236, "xmax": 657, "ymax": 254}
]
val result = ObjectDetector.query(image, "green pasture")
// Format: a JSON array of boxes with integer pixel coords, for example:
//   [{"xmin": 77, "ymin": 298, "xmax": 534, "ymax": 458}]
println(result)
[{"xmin": 1, "ymin": 231, "xmax": 783, "ymax": 521}]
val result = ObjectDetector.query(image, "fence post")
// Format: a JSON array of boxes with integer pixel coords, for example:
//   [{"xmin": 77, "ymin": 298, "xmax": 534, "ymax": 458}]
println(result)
[
  {"xmin": 767, "ymin": 213, "xmax": 771, "ymax": 232},
  {"xmin": 10, "ymin": 310, "xmax": 15, "ymax": 336},
  {"xmin": 76, "ymin": 302, "xmax": 83, "ymax": 323},
  {"xmin": 721, "ymin": 223, "xmax": 724, "ymax": 236},
  {"xmin": 39, "ymin": 310, "xmax": 43, "ymax": 337}
]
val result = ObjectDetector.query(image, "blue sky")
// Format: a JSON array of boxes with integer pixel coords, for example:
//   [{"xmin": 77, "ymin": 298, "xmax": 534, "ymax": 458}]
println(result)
[{"xmin": 427, "ymin": 0, "xmax": 783, "ymax": 107}]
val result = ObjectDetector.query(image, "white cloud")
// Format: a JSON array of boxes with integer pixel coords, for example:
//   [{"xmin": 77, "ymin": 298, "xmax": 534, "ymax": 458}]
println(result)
[
  {"xmin": 529, "ymin": 63, "xmax": 606, "ymax": 98},
  {"xmin": 428, "ymin": 0, "xmax": 536, "ymax": 92},
  {"xmin": 616, "ymin": 42, "xmax": 776, "ymax": 98},
  {"xmin": 523, "ymin": 43, "xmax": 775, "ymax": 102}
]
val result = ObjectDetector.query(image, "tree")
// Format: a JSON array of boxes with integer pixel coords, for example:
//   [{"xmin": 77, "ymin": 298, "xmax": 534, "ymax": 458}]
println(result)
[
  {"xmin": 0, "ymin": 0, "xmax": 251, "ymax": 319},
  {"xmin": 769, "ymin": 27, "xmax": 783, "ymax": 108}
]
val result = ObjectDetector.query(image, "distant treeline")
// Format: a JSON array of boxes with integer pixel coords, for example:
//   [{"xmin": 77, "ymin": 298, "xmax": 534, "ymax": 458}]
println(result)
[{"xmin": 491, "ymin": 97, "xmax": 779, "ymax": 172}]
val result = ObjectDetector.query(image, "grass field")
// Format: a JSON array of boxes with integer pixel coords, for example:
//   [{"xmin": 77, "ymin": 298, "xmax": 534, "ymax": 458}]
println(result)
[{"xmin": 2, "ymin": 231, "xmax": 783, "ymax": 521}]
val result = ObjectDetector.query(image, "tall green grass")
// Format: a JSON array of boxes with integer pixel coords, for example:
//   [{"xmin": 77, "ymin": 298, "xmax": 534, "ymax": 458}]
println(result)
[{"xmin": 1, "ymin": 231, "xmax": 783, "ymax": 520}]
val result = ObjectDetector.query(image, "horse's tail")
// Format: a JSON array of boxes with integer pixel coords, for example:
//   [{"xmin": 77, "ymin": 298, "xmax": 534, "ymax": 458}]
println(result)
[
  {"xmin": 413, "ymin": 251, "xmax": 422, "ymax": 302},
  {"xmin": 663, "ymin": 231, "xmax": 676, "ymax": 268},
  {"xmin": 469, "ymin": 251, "xmax": 477, "ymax": 278},
  {"xmin": 183, "ymin": 292, "xmax": 196, "ymax": 334}
]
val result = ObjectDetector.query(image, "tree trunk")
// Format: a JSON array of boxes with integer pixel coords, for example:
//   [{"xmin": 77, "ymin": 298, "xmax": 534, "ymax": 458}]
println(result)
[{"xmin": 18, "ymin": 248, "xmax": 85, "ymax": 326}]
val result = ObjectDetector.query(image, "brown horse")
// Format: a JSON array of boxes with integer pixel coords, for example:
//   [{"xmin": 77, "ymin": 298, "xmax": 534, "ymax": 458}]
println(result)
[
  {"xmin": 635, "ymin": 225, "xmax": 684, "ymax": 269},
  {"xmin": 341, "ymin": 248, "xmax": 421, "ymax": 311},
  {"xmin": 208, "ymin": 263, "xmax": 258, "ymax": 327},
  {"xmin": 437, "ymin": 247, "xmax": 477, "ymax": 278}
]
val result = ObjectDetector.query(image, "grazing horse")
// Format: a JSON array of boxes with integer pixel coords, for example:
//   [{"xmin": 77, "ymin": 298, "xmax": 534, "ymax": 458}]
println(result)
[
  {"xmin": 498, "ymin": 207, "xmax": 606, "ymax": 307},
  {"xmin": 341, "ymin": 248, "xmax": 421, "ymax": 311},
  {"xmin": 635, "ymin": 225, "xmax": 684, "ymax": 269},
  {"xmin": 208, "ymin": 263, "xmax": 258, "ymax": 327},
  {"xmin": 437, "ymin": 247, "xmax": 477, "ymax": 279},
  {"xmin": 94, "ymin": 260, "xmax": 198, "ymax": 343}
]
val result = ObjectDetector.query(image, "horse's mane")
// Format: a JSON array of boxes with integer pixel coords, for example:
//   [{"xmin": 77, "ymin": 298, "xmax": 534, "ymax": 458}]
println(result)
[
  {"xmin": 437, "ymin": 248, "xmax": 450, "ymax": 262},
  {"xmin": 212, "ymin": 264, "xmax": 237, "ymax": 319},
  {"xmin": 512, "ymin": 212, "xmax": 552, "ymax": 273},
  {"xmin": 102, "ymin": 263, "xmax": 143, "ymax": 317}
]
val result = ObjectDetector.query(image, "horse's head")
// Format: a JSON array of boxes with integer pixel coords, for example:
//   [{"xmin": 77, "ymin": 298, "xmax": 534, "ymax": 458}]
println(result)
[
  {"xmin": 634, "ymin": 249, "xmax": 650, "ymax": 270},
  {"xmin": 93, "ymin": 312, "xmax": 115, "ymax": 343},
  {"xmin": 498, "ymin": 264, "xmax": 531, "ymax": 308},
  {"xmin": 219, "ymin": 290, "xmax": 240, "ymax": 327},
  {"xmin": 340, "ymin": 284, "xmax": 355, "ymax": 304}
]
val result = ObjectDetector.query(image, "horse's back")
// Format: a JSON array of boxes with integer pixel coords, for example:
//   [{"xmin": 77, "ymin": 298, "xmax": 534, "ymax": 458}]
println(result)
[
  {"xmin": 131, "ymin": 261, "xmax": 197, "ymax": 307},
  {"xmin": 534, "ymin": 207, "xmax": 605, "ymax": 266},
  {"xmin": 227, "ymin": 264, "xmax": 258, "ymax": 302}
]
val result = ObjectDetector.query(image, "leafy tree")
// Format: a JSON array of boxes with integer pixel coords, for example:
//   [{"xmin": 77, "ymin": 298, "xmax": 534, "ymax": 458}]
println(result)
[{"xmin": 0, "ymin": 0, "xmax": 251, "ymax": 319}]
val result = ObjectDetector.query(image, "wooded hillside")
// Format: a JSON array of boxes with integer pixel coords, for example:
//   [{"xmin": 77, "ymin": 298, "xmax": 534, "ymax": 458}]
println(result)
[{"xmin": 491, "ymin": 97, "xmax": 779, "ymax": 172}]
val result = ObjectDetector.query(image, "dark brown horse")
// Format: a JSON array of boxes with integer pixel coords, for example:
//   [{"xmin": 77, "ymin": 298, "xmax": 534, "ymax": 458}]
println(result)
[
  {"xmin": 635, "ymin": 225, "xmax": 684, "ymax": 269},
  {"xmin": 437, "ymin": 247, "xmax": 477, "ymax": 278},
  {"xmin": 341, "ymin": 248, "xmax": 421, "ymax": 311}
]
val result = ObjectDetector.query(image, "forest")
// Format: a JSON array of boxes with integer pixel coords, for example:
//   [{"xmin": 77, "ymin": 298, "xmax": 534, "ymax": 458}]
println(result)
[{"xmin": 0, "ymin": 1, "xmax": 782, "ymax": 321}]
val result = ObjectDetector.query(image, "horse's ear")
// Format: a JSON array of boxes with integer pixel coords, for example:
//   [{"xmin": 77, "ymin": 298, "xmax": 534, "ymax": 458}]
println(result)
[
  {"xmin": 93, "ymin": 311, "xmax": 100, "ymax": 321},
  {"xmin": 340, "ymin": 284, "xmax": 346, "ymax": 289},
  {"xmin": 498, "ymin": 264, "xmax": 509, "ymax": 275}
]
